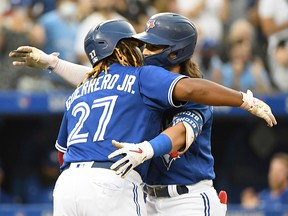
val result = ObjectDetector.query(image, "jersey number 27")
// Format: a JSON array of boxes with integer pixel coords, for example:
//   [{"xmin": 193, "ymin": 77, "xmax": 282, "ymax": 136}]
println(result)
[{"xmin": 67, "ymin": 95, "xmax": 118, "ymax": 146}]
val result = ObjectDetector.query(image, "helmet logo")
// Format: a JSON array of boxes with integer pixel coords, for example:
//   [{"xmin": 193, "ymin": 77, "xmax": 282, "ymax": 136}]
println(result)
[
  {"xmin": 146, "ymin": 19, "xmax": 155, "ymax": 31},
  {"xmin": 88, "ymin": 49, "xmax": 98, "ymax": 65}
]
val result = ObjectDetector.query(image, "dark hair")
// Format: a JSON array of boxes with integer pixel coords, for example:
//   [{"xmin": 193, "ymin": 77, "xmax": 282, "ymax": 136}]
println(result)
[{"xmin": 179, "ymin": 59, "xmax": 203, "ymax": 78}]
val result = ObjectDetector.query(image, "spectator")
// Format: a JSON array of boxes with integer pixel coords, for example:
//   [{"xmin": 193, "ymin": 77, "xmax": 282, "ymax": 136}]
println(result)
[
  {"xmin": 0, "ymin": 5, "xmax": 47, "ymax": 90},
  {"xmin": 220, "ymin": 19, "xmax": 273, "ymax": 93},
  {"xmin": 240, "ymin": 187, "xmax": 259, "ymax": 209},
  {"xmin": 74, "ymin": 0, "xmax": 125, "ymax": 66},
  {"xmin": 30, "ymin": 0, "xmax": 78, "ymax": 62},
  {"xmin": 176, "ymin": 0, "xmax": 229, "ymax": 46},
  {"xmin": 113, "ymin": 0, "xmax": 152, "ymax": 33},
  {"xmin": 271, "ymin": 39, "xmax": 288, "ymax": 92},
  {"xmin": 27, "ymin": 0, "xmax": 57, "ymax": 21},
  {"xmin": 195, "ymin": 38, "xmax": 223, "ymax": 83},
  {"xmin": 246, "ymin": 0, "xmax": 269, "ymax": 73},
  {"xmin": 29, "ymin": 0, "xmax": 79, "ymax": 90},
  {"xmin": 75, "ymin": 0, "xmax": 94, "ymax": 22},
  {"xmin": 258, "ymin": 0, "xmax": 288, "ymax": 91},
  {"xmin": 258, "ymin": 0, "xmax": 288, "ymax": 40},
  {"xmin": 258, "ymin": 152, "xmax": 288, "ymax": 210}
]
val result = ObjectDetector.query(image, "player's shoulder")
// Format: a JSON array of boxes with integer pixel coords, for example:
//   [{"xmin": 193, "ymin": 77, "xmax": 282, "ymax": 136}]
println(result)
[
  {"xmin": 111, "ymin": 63, "xmax": 141, "ymax": 75},
  {"xmin": 138, "ymin": 65, "xmax": 184, "ymax": 80},
  {"xmin": 138, "ymin": 65, "xmax": 169, "ymax": 73}
]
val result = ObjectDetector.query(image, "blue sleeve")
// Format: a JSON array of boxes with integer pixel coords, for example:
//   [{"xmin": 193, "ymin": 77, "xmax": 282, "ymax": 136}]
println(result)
[
  {"xmin": 138, "ymin": 65, "xmax": 187, "ymax": 109},
  {"xmin": 55, "ymin": 112, "xmax": 68, "ymax": 153}
]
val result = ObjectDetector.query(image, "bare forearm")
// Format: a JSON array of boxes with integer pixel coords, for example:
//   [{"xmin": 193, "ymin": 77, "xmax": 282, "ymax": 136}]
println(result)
[
  {"xmin": 161, "ymin": 123, "xmax": 186, "ymax": 153},
  {"xmin": 174, "ymin": 78, "xmax": 243, "ymax": 107}
]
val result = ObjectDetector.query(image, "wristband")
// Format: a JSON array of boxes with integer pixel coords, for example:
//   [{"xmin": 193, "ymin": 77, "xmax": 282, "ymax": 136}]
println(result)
[
  {"xmin": 149, "ymin": 134, "xmax": 172, "ymax": 157},
  {"xmin": 47, "ymin": 65, "xmax": 55, "ymax": 73}
]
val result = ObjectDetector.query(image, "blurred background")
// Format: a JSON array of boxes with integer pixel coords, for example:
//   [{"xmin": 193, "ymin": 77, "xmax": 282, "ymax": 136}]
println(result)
[{"xmin": 1, "ymin": 0, "xmax": 288, "ymax": 215}]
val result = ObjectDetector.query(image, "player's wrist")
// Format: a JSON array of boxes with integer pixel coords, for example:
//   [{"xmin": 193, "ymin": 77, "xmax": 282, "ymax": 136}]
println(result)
[
  {"xmin": 44, "ymin": 52, "xmax": 60, "ymax": 72},
  {"xmin": 240, "ymin": 90, "xmax": 253, "ymax": 111},
  {"xmin": 148, "ymin": 134, "xmax": 172, "ymax": 157}
]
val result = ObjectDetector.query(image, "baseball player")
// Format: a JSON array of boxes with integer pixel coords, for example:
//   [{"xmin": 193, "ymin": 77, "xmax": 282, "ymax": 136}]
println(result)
[
  {"xmin": 55, "ymin": 19, "xmax": 184, "ymax": 216},
  {"xmin": 10, "ymin": 18, "xmax": 276, "ymax": 215},
  {"xmin": 108, "ymin": 13, "xmax": 227, "ymax": 216}
]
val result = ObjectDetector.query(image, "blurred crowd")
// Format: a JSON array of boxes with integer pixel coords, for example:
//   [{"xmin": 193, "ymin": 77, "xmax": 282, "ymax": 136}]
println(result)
[
  {"xmin": 0, "ymin": 0, "xmax": 288, "ymax": 93},
  {"xmin": 0, "ymin": 0, "xmax": 288, "ymax": 207},
  {"xmin": 240, "ymin": 153, "xmax": 288, "ymax": 211}
]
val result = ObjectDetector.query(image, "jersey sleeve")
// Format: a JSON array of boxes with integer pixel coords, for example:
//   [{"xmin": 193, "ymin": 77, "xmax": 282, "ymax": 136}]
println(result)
[
  {"xmin": 138, "ymin": 65, "xmax": 187, "ymax": 109},
  {"xmin": 55, "ymin": 112, "xmax": 68, "ymax": 153}
]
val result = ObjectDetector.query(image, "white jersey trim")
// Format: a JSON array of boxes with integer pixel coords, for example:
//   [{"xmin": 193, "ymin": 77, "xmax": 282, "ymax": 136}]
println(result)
[
  {"xmin": 55, "ymin": 140, "xmax": 67, "ymax": 153},
  {"xmin": 168, "ymin": 76, "xmax": 187, "ymax": 108}
]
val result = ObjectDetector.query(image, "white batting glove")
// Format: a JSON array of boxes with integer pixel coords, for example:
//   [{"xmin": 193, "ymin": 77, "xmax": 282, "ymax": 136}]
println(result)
[
  {"xmin": 240, "ymin": 90, "xmax": 277, "ymax": 127},
  {"xmin": 9, "ymin": 46, "xmax": 59, "ymax": 70},
  {"xmin": 108, "ymin": 140, "xmax": 154, "ymax": 178}
]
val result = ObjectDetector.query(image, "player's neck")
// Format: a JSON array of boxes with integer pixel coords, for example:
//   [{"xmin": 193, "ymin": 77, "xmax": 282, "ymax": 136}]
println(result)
[{"xmin": 167, "ymin": 65, "xmax": 180, "ymax": 74}]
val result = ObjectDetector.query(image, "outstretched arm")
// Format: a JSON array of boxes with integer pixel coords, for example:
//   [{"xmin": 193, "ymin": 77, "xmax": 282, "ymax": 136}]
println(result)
[
  {"xmin": 10, "ymin": 46, "xmax": 276, "ymax": 126},
  {"xmin": 174, "ymin": 78, "xmax": 242, "ymax": 107},
  {"xmin": 9, "ymin": 46, "xmax": 89, "ymax": 86},
  {"xmin": 174, "ymin": 78, "xmax": 277, "ymax": 127}
]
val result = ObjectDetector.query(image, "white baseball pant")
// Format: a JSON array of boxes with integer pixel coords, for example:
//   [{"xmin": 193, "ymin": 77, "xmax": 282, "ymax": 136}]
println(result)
[
  {"xmin": 146, "ymin": 180, "xmax": 227, "ymax": 216},
  {"xmin": 53, "ymin": 161, "xmax": 147, "ymax": 216}
]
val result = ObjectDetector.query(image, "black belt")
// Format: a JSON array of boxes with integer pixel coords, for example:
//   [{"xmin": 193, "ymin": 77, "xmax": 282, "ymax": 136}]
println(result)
[
  {"xmin": 144, "ymin": 185, "xmax": 189, "ymax": 198},
  {"xmin": 62, "ymin": 161, "xmax": 113, "ymax": 172}
]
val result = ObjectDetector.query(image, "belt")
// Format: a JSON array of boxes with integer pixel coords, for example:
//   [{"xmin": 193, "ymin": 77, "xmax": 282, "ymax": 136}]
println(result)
[
  {"xmin": 62, "ymin": 161, "xmax": 113, "ymax": 172},
  {"xmin": 144, "ymin": 185, "xmax": 189, "ymax": 198}
]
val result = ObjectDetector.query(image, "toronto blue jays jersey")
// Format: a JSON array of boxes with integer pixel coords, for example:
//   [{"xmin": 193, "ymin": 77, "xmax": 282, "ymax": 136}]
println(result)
[
  {"xmin": 55, "ymin": 63, "xmax": 186, "ymax": 180},
  {"xmin": 145, "ymin": 102, "xmax": 215, "ymax": 185}
]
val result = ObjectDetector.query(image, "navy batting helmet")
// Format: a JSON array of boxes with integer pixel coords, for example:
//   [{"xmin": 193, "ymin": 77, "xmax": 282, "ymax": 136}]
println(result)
[
  {"xmin": 133, "ymin": 13, "xmax": 197, "ymax": 68},
  {"xmin": 84, "ymin": 19, "xmax": 136, "ymax": 67}
]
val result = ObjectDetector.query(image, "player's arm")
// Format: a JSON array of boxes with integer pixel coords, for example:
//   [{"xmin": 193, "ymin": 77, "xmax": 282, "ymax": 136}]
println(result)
[
  {"xmin": 9, "ymin": 46, "xmax": 89, "ymax": 86},
  {"xmin": 108, "ymin": 110, "xmax": 203, "ymax": 178},
  {"xmin": 173, "ymin": 78, "xmax": 277, "ymax": 127}
]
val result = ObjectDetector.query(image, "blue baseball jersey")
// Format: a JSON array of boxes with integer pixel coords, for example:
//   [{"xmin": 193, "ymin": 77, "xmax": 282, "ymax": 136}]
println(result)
[
  {"xmin": 145, "ymin": 102, "xmax": 215, "ymax": 185},
  {"xmin": 258, "ymin": 188, "xmax": 288, "ymax": 209},
  {"xmin": 55, "ymin": 63, "xmax": 186, "ymax": 180}
]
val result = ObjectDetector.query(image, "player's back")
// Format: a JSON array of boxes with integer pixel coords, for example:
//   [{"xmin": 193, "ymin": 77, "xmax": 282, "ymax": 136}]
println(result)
[{"xmin": 56, "ymin": 63, "xmax": 186, "ymax": 178}]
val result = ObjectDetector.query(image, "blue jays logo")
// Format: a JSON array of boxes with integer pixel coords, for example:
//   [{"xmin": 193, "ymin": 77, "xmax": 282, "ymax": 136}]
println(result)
[
  {"xmin": 146, "ymin": 19, "xmax": 156, "ymax": 31},
  {"xmin": 161, "ymin": 153, "xmax": 180, "ymax": 171}
]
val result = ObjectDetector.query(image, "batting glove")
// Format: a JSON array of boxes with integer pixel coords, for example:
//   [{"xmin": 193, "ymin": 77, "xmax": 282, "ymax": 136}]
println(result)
[
  {"xmin": 240, "ymin": 90, "xmax": 277, "ymax": 127},
  {"xmin": 108, "ymin": 140, "xmax": 154, "ymax": 178},
  {"xmin": 9, "ymin": 46, "xmax": 59, "ymax": 70}
]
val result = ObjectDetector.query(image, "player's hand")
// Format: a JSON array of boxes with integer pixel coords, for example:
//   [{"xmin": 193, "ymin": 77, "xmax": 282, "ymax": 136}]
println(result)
[
  {"xmin": 240, "ymin": 90, "xmax": 277, "ymax": 127},
  {"xmin": 108, "ymin": 140, "xmax": 154, "ymax": 178},
  {"xmin": 9, "ymin": 46, "xmax": 59, "ymax": 70}
]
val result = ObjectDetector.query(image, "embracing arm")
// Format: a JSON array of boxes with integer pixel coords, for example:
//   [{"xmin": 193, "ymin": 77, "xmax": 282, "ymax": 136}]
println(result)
[
  {"xmin": 108, "ymin": 106, "xmax": 203, "ymax": 178},
  {"xmin": 174, "ymin": 78, "xmax": 277, "ymax": 127},
  {"xmin": 108, "ymin": 123, "xmax": 186, "ymax": 178},
  {"xmin": 173, "ymin": 78, "xmax": 242, "ymax": 106},
  {"xmin": 9, "ymin": 46, "xmax": 89, "ymax": 86}
]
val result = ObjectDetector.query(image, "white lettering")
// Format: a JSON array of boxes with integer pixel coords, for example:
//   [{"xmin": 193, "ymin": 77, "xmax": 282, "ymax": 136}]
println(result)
[{"xmin": 65, "ymin": 73, "xmax": 136, "ymax": 110}]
